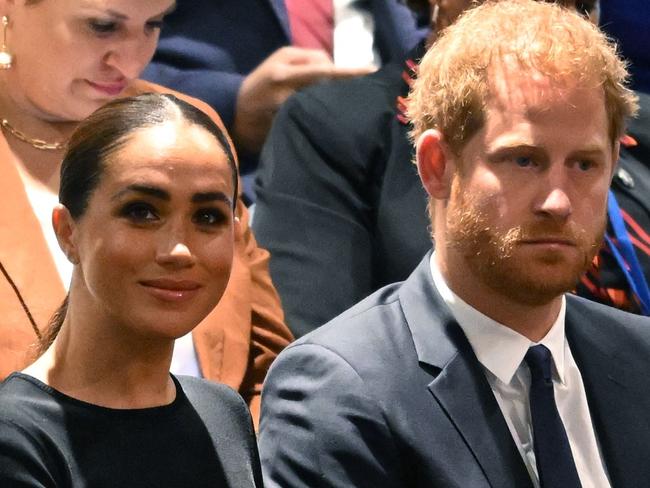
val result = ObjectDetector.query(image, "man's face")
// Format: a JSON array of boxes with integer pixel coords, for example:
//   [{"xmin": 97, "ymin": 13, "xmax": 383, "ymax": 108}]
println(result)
[{"xmin": 443, "ymin": 65, "xmax": 615, "ymax": 306}]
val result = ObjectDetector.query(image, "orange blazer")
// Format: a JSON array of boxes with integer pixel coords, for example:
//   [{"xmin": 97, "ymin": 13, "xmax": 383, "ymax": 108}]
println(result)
[{"xmin": 0, "ymin": 80, "xmax": 293, "ymax": 428}]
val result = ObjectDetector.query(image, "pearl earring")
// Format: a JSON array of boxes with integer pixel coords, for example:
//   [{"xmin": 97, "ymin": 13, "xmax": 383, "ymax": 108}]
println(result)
[{"xmin": 0, "ymin": 16, "xmax": 13, "ymax": 70}]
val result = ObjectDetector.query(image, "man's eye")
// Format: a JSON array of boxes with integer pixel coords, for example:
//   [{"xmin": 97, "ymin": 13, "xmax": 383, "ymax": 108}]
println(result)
[
  {"xmin": 514, "ymin": 156, "xmax": 533, "ymax": 167},
  {"xmin": 577, "ymin": 160, "xmax": 594, "ymax": 171}
]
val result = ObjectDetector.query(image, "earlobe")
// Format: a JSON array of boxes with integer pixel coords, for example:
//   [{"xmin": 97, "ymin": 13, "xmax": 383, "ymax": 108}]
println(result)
[
  {"xmin": 233, "ymin": 215, "xmax": 242, "ymax": 241},
  {"xmin": 52, "ymin": 205, "xmax": 79, "ymax": 265},
  {"xmin": 416, "ymin": 129, "xmax": 453, "ymax": 199}
]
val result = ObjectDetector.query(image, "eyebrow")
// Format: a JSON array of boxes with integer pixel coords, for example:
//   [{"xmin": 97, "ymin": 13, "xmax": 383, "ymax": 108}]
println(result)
[
  {"xmin": 487, "ymin": 143, "xmax": 608, "ymax": 160},
  {"xmin": 113, "ymin": 184, "xmax": 170, "ymax": 201},
  {"xmin": 103, "ymin": 9, "xmax": 128, "ymax": 21},
  {"xmin": 568, "ymin": 147, "xmax": 609, "ymax": 160},
  {"xmin": 192, "ymin": 192, "xmax": 233, "ymax": 207},
  {"xmin": 112, "ymin": 184, "xmax": 232, "ymax": 207},
  {"xmin": 486, "ymin": 144, "xmax": 544, "ymax": 159}
]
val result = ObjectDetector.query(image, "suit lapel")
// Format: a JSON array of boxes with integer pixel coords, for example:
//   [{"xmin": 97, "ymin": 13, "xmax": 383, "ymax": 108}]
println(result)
[
  {"xmin": 266, "ymin": 0, "xmax": 291, "ymax": 41},
  {"xmin": 566, "ymin": 299, "xmax": 648, "ymax": 488},
  {"xmin": 400, "ymin": 255, "xmax": 533, "ymax": 488}
]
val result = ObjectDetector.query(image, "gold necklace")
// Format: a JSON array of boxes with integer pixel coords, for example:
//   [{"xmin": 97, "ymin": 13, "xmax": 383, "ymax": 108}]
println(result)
[{"xmin": 1, "ymin": 118, "xmax": 66, "ymax": 151}]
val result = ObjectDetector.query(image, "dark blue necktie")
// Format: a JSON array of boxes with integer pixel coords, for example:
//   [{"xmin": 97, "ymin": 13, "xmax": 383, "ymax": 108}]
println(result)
[{"xmin": 524, "ymin": 345, "xmax": 582, "ymax": 488}]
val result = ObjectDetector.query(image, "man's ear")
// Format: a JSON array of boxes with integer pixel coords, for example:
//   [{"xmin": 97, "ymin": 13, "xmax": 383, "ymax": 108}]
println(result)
[
  {"xmin": 52, "ymin": 205, "xmax": 79, "ymax": 265},
  {"xmin": 416, "ymin": 129, "xmax": 454, "ymax": 199}
]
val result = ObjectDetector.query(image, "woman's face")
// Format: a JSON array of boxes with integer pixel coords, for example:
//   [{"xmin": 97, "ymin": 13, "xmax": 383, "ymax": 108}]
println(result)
[
  {"xmin": 60, "ymin": 120, "xmax": 236, "ymax": 340},
  {"xmin": 3, "ymin": 0, "xmax": 174, "ymax": 121}
]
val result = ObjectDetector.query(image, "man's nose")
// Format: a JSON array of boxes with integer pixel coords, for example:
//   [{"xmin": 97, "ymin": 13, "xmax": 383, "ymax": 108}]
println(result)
[{"xmin": 534, "ymin": 174, "xmax": 573, "ymax": 222}]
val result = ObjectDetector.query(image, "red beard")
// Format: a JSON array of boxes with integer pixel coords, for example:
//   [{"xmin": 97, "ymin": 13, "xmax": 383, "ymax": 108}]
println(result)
[{"xmin": 445, "ymin": 183, "xmax": 605, "ymax": 306}]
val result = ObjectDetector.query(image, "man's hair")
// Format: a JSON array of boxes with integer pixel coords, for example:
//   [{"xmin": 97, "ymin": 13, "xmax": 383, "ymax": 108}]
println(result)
[{"xmin": 407, "ymin": 0, "xmax": 638, "ymax": 154}]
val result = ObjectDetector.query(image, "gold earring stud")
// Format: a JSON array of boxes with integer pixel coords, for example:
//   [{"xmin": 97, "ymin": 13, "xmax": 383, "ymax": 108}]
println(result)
[{"xmin": 0, "ymin": 16, "xmax": 13, "ymax": 70}]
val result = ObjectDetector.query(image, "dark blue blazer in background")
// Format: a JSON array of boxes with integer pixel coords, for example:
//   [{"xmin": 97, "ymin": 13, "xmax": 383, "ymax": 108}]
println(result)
[
  {"xmin": 144, "ymin": 0, "xmax": 426, "ymax": 133},
  {"xmin": 600, "ymin": 0, "xmax": 650, "ymax": 92}
]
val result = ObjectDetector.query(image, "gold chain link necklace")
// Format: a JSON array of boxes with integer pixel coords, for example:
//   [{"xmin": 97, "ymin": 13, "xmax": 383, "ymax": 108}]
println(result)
[{"xmin": 1, "ymin": 118, "xmax": 65, "ymax": 151}]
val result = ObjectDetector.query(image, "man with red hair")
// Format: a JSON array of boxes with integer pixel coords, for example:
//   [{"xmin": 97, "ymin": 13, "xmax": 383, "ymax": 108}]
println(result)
[{"xmin": 259, "ymin": 2, "xmax": 649, "ymax": 486}]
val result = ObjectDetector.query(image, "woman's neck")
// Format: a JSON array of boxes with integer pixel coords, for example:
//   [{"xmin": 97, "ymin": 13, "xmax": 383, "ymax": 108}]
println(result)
[
  {"xmin": 24, "ymin": 306, "xmax": 177, "ymax": 409},
  {"xmin": 0, "ymin": 80, "xmax": 76, "ymax": 191},
  {"xmin": 0, "ymin": 77, "xmax": 78, "ymax": 139}
]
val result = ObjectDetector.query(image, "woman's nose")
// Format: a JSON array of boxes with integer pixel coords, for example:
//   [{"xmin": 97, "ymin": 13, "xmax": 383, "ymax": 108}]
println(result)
[
  {"xmin": 102, "ymin": 35, "xmax": 157, "ymax": 80},
  {"xmin": 155, "ymin": 240, "xmax": 196, "ymax": 268}
]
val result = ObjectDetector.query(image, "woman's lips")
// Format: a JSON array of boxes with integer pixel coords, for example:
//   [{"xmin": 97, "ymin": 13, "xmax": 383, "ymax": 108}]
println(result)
[
  {"xmin": 86, "ymin": 80, "xmax": 127, "ymax": 97},
  {"xmin": 139, "ymin": 279, "xmax": 202, "ymax": 302}
]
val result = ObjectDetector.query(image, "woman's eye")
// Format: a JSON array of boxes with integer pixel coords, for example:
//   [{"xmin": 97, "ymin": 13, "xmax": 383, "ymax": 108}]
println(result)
[
  {"xmin": 121, "ymin": 203, "xmax": 158, "ymax": 222},
  {"xmin": 145, "ymin": 20, "xmax": 164, "ymax": 33},
  {"xmin": 88, "ymin": 19, "xmax": 118, "ymax": 34},
  {"xmin": 193, "ymin": 209, "xmax": 226, "ymax": 227}
]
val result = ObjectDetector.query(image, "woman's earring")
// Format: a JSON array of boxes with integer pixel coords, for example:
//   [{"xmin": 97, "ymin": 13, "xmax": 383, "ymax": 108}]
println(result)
[{"xmin": 0, "ymin": 16, "xmax": 13, "ymax": 70}]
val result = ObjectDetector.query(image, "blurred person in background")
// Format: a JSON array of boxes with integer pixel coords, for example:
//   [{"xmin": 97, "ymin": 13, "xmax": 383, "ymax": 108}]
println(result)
[
  {"xmin": 253, "ymin": 0, "xmax": 600, "ymax": 337},
  {"xmin": 143, "ymin": 0, "xmax": 428, "ymax": 199},
  {"xmin": 0, "ymin": 0, "xmax": 292, "ymax": 429},
  {"xmin": 600, "ymin": 0, "xmax": 650, "ymax": 93}
]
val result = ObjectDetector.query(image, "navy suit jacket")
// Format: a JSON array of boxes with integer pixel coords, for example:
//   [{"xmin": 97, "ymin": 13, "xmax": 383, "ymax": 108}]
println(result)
[
  {"xmin": 144, "ymin": 0, "xmax": 425, "ymax": 132},
  {"xmin": 259, "ymin": 253, "xmax": 650, "ymax": 487},
  {"xmin": 600, "ymin": 0, "xmax": 650, "ymax": 92},
  {"xmin": 253, "ymin": 46, "xmax": 427, "ymax": 336}
]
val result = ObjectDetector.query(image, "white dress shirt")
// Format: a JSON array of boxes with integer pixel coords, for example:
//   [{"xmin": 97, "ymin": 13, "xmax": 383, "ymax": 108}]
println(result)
[
  {"xmin": 333, "ymin": 0, "xmax": 380, "ymax": 68},
  {"xmin": 429, "ymin": 254, "xmax": 611, "ymax": 488}
]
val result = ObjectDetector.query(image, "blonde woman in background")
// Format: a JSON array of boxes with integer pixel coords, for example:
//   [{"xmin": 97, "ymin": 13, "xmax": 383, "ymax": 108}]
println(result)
[{"xmin": 0, "ymin": 0, "xmax": 292, "ymax": 429}]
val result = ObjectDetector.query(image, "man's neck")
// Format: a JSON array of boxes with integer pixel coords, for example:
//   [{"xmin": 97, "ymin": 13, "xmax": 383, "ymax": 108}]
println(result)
[{"xmin": 435, "ymin": 252, "xmax": 563, "ymax": 342}]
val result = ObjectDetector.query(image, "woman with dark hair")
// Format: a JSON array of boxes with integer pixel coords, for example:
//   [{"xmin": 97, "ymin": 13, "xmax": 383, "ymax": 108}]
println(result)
[
  {"xmin": 0, "ymin": 93, "xmax": 262, "ymax": 487},
  {"xmin": 0, "ymin": 0, "xmax": 292, "ymax": 428}
]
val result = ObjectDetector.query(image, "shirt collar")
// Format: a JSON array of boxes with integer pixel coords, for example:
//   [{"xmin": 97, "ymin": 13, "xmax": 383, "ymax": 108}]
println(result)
[{"xmin": 429, "ymin": 253, "xmax": 567, "ymax": 386}]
